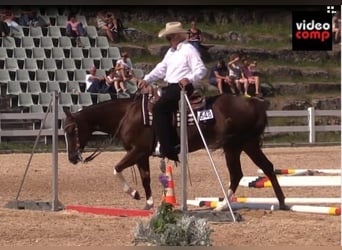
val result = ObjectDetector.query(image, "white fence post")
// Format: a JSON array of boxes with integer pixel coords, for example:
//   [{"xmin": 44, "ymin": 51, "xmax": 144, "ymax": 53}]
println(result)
[{"xmin": 308, "ymin": 107, "xmax": 315, "ymax": 144}]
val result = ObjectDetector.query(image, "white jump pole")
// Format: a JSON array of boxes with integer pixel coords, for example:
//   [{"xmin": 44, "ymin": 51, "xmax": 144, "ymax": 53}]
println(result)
[
  {"xmin": 239, "ymin": 175, "xmax": 341, "ymax": 187},
  {"xmin": 290, "ymin": 205, "xmax": 340, "ymax": 215},
  {"xmin": 191, "ymin": 197, "xmax": 341, "ymax": 205},
  {"xmin": 188, "ymin": 201, "xmax": 341, "ymax": 215},
  {"xmin": 257, "ymin": 169, "xmax": 341, "ymax": 175},
  {"xmin": 51, "ymin": 91, "xmax": 59, "ymax": 211}
]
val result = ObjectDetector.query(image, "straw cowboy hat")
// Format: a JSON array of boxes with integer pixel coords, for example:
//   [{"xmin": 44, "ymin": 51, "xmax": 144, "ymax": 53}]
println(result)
[{"xmin": 158, "ymin": 21, "xmax": 187, "ymax": 38}]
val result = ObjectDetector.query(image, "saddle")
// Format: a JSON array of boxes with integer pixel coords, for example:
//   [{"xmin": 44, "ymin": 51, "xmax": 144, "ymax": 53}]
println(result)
[{"xmin": 141, "ymin": 85, "xmax": 212, "ymax": 126}]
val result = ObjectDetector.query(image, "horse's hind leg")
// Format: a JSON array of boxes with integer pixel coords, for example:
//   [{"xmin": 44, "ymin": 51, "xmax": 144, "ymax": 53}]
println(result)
[
  {"xmin": 214, "ymin": 145, "xmax": 243, "ymax": 211},
  {"xmin": 243, "ymin": 139, "xmax": 287, "ymax": 210}
]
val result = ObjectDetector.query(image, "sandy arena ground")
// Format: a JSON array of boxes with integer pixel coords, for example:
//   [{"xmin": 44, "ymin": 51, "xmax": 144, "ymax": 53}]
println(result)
[{"xmin": 0, "ymin": 146, "xmax": 340, "ymax": 246}]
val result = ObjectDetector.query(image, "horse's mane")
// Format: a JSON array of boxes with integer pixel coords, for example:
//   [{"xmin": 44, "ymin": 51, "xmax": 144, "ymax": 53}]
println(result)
[{"xmin": 77, "ymin": 97, "xmax": 138, "ymax": 114}]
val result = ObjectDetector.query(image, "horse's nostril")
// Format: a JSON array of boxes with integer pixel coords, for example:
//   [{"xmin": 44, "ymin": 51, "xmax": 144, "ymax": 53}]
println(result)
[
  {"xmin": 69, "ymin": 159, "xmax": 77, "ymax": 164},
  {"xmin": 69, "ymin": 157, "xmax": 76, "ymax": 163},
  {"xmin": 69, "ymin": 153, "xmax": 80, "ymax": 165}
]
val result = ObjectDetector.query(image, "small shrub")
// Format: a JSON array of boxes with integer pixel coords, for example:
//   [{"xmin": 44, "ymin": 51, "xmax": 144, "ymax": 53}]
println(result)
[{"xmin": 132, "ymin": 202, "xmax": 213, "ymax": 246}]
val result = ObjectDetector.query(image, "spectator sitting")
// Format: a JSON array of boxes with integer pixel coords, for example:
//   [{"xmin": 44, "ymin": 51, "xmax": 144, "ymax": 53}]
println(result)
[
  {"xmin": 106, "ymin": 12, "xmax": 119, "ymax": 33},
  {"xmin": 18, "ymin": 8, "xmax": 49, "ymax": 27},
  {"xmin": 111, "ymin": 12, "xmax": 125, "ymax": 42},
  {"xmin": 187, "ymin": 20, "xmax": 202, "ymax": 53},
  {"xmin": 96, "ymin": 10, "xmax": 115, "ymax": 42},
  {"xmin": 86, "ymin": 66, "xmax": 106, "ymax": 93},
  {"xmin": 66, "ymin": 13, "xmax": 87, "ymax": 39},
  {"xmin": 0, "ymin": 14, "xmax": 10, "ymax": 37},
  {"xmin": 208, "ymin": 59, "xmax": 230, "ymax": 94},
  {"xmin": 227, "ymin": 54, "xmax": 246, "ymax": 96},
  {"xmin": 115, "ymin": 51, "xmax": 136, "ymax": 87},
  {"xmin": 104, "ymin": 67, "xmax": 127, "ymax": 95},
  {"xmin": 332, "ymin": 11, "xmax": 341, "ymax": 44},
  {"xmin": 0, "ymin": 9, "xmax": 19, "ymax": 28},
  {"xmin": 242, "ymin": 59, "xmax": 262, "ymax": 97},
  {"xmin": 97, "ymin": 10, "xmax": 124, "ymax": 42}
]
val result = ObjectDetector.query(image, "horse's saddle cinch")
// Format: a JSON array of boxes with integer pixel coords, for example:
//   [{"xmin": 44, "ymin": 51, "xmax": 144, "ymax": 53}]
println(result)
[{"xmin": 141, "ymin": 85, "xmax": 215, "ymax": 126}]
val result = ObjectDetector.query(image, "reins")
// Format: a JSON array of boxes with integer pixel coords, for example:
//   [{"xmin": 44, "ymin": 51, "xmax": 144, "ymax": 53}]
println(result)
[
  {"xmin": 82, "ymin": 136, "xmax": 113, "ymax": 163},
  {"xmin": 65, "ymin": 102, "xmax": 134, "ymax": 164},
  {"xmin": 82, "ymin": 124, "xmax": 122, "ymax": 163}
]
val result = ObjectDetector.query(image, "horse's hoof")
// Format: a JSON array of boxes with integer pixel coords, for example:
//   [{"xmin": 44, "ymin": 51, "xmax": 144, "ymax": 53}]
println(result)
[
  {"xmin": 133, "ymin": 190, "xmax": 141, "ymax": 200},
  {"xmin": 213, "ymin": 200, "xmax": 228, "ymax": 211},
  {"xmin": 279, "ymin": 204, "xmax": 290, "ymax": 211},
  {"xmin": 143, "ymin": 203, "xmax": 154, "ymax": 210}
]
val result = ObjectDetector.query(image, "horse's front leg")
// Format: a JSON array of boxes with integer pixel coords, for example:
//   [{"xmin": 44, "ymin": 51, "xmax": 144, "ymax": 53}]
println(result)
[
  {"xmin": 113, "ymin": 147, "xmax": 144, "ymax": 201},
  {"xmin": 136, "ymin": 156, "xmax": 154, "ymax": 210},
  {"xmin": 214, "ymin": 145, "xmax": 243, "ymax": 211}
]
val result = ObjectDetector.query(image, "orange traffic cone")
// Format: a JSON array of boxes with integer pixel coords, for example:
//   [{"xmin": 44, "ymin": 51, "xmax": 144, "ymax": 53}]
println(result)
[{"xmin": 162, "ymin": 165, "xmax": 177, "ymax": 206}]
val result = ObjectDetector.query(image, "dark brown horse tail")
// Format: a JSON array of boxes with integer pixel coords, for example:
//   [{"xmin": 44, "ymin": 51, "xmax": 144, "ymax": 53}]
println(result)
[{"xmin": 251, "ymin": 97, "xmax": 269, "ymax": 147}]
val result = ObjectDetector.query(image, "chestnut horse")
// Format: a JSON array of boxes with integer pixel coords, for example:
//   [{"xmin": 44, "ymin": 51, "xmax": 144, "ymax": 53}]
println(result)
[{"xmin": 64, "ymin": 94, "xmax": 286, "ymax": 211}]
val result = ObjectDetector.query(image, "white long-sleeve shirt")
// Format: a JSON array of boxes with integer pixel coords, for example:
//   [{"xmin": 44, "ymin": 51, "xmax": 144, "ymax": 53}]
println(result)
[{"xmin": 143, "ymin": 41, "xmax": 207, "ymax": 87}]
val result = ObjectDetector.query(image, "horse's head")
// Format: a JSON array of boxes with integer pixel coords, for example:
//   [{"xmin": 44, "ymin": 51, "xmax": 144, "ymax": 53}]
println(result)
[{"xmin": 64, "ymin": 110, "xmax": 85, "ymax": 164}]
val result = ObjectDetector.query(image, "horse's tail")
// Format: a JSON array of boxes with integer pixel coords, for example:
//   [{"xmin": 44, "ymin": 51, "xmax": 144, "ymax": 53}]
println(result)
[
  {"xmin": 244, "ymin": 97, "xmax": 271, "ymax": 149},
  {"xmin": 253, "ymin": 98, "xmax": 269, "ymax": 147}
]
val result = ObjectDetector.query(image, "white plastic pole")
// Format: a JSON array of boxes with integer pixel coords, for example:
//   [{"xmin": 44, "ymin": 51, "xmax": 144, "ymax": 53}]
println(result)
[
  {"xmin": 308, "ymin": 107, "xmax": 315, "ymax": 143},
  {"xmin": 290, "ymin": 205, "xmax": 340, "ymax": 215},
  {"xmin": 179, "ymin": 89, "xmax": 188, "ymax": 212},
  {"xmin": 193, "ymin": 197, "xmax": 340, "ymax": 204},
  {"xmin": 184, "ymin": 94, "xmax": 236, "ymax": 222},
  {"xmin": 257, "ymin": 168, "xmax": 340, "ymax": 175},
  {"xmin": 239, "ymin": 175, "xmax": 341, "ymax": 187},
  {"xmin": 188, "ymin": 200, "xmax": 340, "ymax": 215},
  {"xmin": 51, "ymin": 91, "xmax": 59, "ymax": 211}
]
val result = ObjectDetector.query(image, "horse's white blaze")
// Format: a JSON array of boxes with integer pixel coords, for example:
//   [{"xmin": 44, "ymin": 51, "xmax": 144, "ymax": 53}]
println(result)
[
  {"xmin": 64, "ymin": 133, "xmax": 69, "ymax": 154},
  {"xmin": 113, "ymin": 168, "xmax": 133, "ymax": 195}
]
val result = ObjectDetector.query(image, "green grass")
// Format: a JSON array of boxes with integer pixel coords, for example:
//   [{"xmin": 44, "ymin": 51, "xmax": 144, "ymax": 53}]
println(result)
[
  {"xmin": 125, "ymin": 20, "xmax": 292, "ymax": 49},
  {"xmin": 201, "ymin": 22, "xmax": 290, "ymax": 35},
  {"xmin": 125, "ymin": 21, "xmax": 162, "ymax": 36},
  {"xmin": 259, "ymin": 59, "xmax": 341, "ymax": 69},
  {"xmin": 263, "ymin": 75, "xmax": 340, "ymax": 85}
]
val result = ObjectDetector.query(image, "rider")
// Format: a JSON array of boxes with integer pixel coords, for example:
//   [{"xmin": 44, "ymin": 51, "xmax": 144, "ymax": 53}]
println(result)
[{"xmin": 138, "ymin": 21, "xmax": 207, "ymax": 162}]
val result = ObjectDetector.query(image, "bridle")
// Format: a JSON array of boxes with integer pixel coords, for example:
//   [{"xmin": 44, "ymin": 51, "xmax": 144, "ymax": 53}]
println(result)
[
  {"xmin": 64, "ymin": 118, "xmax": 120, "ymax": 164},
  {"xmin": 64, "ymin": 121, "xmax": 85, "ymax": 163},
  {"xmin": 65, "ymin": 120, "xmax": 109, "ymax": 163}
]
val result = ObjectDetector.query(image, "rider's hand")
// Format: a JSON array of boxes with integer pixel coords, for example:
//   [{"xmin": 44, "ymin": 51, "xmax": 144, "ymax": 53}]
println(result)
[
  {"xmin": 179, "ymin": 78, "xmax": 190, "ymax": 88},
  {"xmin": 138, "ymin": 80, "xmax": 148, "ymax": 89}
]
